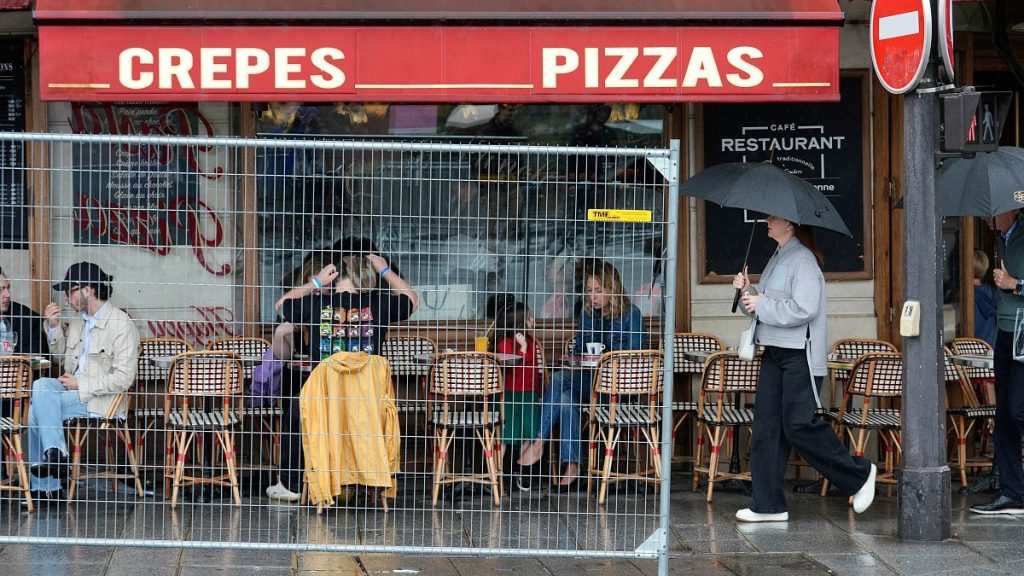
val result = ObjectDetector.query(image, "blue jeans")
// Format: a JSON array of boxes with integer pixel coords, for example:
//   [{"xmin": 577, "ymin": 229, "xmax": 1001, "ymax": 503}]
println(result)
[
  {"xmin": 27, "ymin": 378, "xmax": 91, "ymax": 491},
  {"xmin": 535, "ymin": 369, "xmax": 592, "ymax": 464}
]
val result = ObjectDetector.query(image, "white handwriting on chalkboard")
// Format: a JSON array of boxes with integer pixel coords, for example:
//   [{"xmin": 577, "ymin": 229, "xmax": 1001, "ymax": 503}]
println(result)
[{"xmin": 68, "ymin": 103, "xmax": 223, "ymax": 180}]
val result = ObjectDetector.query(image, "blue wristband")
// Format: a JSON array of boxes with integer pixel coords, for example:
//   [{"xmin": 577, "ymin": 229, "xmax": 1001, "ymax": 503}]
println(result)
[
  {"xmin": 379, "ymin": 266, "xmax": 391, "ymax": 277},
  {"xmin": 311, "ymin": 277, "xmax": 322, "ymax": 289}
]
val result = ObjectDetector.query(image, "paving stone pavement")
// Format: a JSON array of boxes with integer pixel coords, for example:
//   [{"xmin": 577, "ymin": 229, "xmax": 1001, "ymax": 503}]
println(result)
[{"xmin": 0, "ymin": 479, "xmax": 1019, "ymax": 575}]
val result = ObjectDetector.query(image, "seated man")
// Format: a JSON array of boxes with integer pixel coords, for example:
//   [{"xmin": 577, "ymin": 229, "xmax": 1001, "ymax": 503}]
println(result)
[
  {"xmin": 27, "ymin": 262, "xmax": 139, "ymax": 500},
  {"xmin": 0, "ymin": 265, "xmax": 50, "ymax": 357}
]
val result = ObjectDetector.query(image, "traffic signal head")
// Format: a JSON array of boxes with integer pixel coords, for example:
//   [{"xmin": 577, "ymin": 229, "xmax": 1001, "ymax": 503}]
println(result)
[{"xmin": 942, "ymin": 90, "xmax": 1012, "ymax": 153}]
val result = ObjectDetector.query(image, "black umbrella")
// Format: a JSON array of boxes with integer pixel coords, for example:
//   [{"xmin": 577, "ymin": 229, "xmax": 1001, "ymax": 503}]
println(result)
[
  {"xmin": 938, "ymin": 146, "xmax": 1024, "ymax": 217},
  {"xmin": 681, "ymin": 162, "xmax": 851, "ymax": 311},
  {"xmin": 680, "ymin": 162, "xmax": 852, "ymax": 237}
]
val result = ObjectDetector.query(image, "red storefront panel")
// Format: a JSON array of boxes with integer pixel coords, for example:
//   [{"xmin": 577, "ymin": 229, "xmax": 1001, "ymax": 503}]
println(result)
[{"xmin": 39, "ymin": 25, "xmax": 840, "ymax": 103}]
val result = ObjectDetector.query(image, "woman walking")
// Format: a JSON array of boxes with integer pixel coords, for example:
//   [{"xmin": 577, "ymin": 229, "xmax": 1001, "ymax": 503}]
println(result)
[{"xmin": 732, "ymin": 214, "xmax": 876, "ymax": 522}]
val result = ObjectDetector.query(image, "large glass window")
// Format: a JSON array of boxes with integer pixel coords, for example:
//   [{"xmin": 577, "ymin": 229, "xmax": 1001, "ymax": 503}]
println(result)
[{"xmin": 255, "ymin": 103, "xmax": 666, "ymax": 322}]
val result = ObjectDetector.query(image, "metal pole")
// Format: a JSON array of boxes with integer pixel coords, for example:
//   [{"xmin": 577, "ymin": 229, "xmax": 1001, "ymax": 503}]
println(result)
[
  {"xmin": 898, "ymin": 1, "xmax": 952, "ymax": 538},
  {"xmin": 658, "ymin": 139, "xmax": 681, "ymax": 576}
]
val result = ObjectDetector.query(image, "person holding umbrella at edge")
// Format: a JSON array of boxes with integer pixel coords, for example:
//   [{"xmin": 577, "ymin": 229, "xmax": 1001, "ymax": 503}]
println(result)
[
  {"xmin": 970, "ymin": 209, "xmax": 1024, "ymax": 515},
  {"xmin": 680, "ymin": 161, "xmax": 876, "ymax": 521}
]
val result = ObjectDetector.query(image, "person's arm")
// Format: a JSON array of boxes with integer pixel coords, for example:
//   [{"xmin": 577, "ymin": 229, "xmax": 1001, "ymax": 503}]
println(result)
[
  {"xmin": 753, "ymin": 258, "xmax": 821, "ymax": 328},
  {"xmin": 366, "ymin": 254, "xmax": 419, "ymax": 312},
  {"xmin": 43, "ymin": 301, "xmax": 67, "ymax": 362},
  {"xmin": 275, "ymin": 264, "xmax": 339, "ymax": 313},
  {"xmin": 623, "ymin": 306, "xmax": 646, "ymax": 350}
]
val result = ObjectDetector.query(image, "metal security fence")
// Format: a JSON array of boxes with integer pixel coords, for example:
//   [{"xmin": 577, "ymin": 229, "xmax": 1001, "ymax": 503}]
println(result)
[{"xmin": 0, "ymin": 131, "xmax": 678, "ymax": 568}]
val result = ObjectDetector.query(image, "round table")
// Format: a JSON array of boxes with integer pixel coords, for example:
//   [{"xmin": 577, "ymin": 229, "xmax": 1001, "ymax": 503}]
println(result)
[
  {"xmin": 147, "ymin": 354, "xmax": 263, "ymax": 370},
  {"xmin": 951, "ymin": 353, "xmax": 994, "ymax": 370},
  {"xmin": 413, "ymin": 352, "xmax": 523, "ymax": 366}
]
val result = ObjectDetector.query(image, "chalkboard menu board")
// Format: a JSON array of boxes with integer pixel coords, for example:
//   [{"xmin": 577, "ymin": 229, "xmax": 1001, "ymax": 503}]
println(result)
[
  {"xmin": 0, "ymin": 42, "xmax": 25, "ymax": 249},
  {"xmin": 700, "ymin": 73, "xmax": 867, "ymax": 279}
]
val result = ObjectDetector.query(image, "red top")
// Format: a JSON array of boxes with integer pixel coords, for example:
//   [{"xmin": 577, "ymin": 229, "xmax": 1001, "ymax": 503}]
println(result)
[{"xmin": 496, "ymin": 335, "xmax": 542, "ymax": 394}]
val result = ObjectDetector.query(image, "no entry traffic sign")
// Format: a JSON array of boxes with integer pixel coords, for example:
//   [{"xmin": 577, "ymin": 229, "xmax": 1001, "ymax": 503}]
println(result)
[
  {"xmin": 871, "ymin": 0, "xmax": 932, "ymax": 94},
  {"xmin": 938, "ymin": 0, "xmax": 954, "ymax": 82}
]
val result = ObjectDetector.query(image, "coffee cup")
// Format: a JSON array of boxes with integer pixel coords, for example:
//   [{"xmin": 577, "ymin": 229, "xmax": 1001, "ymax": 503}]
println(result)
[{"xmin": 585, "ymin": 342, "xmax": 606, "ymax": 356}]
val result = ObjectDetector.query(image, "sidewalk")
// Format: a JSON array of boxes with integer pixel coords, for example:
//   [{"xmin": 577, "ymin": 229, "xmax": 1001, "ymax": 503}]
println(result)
[{"xmin": 0, "ymin": 483, "xmax": 1020, "ymax": 575}]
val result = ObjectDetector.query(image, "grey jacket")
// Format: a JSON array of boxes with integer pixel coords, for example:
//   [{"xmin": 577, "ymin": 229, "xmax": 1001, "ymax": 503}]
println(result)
[{"xmin": 742, "ymin": 237, "xmax": 827, "ymax": 376}]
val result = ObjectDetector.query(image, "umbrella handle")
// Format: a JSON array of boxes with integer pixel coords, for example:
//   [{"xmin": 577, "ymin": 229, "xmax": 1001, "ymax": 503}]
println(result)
[{"xmin": 731, "ymin": 288, "xmax": 742, "ymax": 314}]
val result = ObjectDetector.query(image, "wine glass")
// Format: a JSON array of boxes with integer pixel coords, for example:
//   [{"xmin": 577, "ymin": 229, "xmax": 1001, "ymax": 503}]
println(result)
[{"xmin": 9, "ymin": 331, "xmax": 18, "ymax": 352}]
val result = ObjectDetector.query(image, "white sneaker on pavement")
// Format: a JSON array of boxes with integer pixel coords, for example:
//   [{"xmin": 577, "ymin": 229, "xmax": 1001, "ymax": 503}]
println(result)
[
  {"xmin": 266, "ymin": 481, "xmax": 300, "ymax": 503},
  {"xmin": 735, "ymin": 508, "xmax": 789, "ymax": 522},
  {"xmin": 852, "ymin": 463, "xmax": 877, "ymax": 513}
]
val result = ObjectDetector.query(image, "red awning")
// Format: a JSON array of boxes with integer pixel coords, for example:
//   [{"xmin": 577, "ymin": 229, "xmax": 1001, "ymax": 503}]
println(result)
[
  {"xmin": 0, "ymin": 0, "xmax": 29, "ymax": 10},
  {"xmin": 35, "ymin": 0, "xmax": 844, "ymax": 24},
  {"xmin": 36, "ymin": 0, "xmax": 844, "ymax": 103}
]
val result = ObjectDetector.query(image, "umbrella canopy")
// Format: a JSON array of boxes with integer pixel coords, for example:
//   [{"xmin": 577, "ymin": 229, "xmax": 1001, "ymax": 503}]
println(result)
[
  {"xmin": 680, "ymin": 162, "xmax": 852, "ymax": 237},
  {"xmin": 938, "ymin": 146, "xmax": 1024, "ymax": 217}
]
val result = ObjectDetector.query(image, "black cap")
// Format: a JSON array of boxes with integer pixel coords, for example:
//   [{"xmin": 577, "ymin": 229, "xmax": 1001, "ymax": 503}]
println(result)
[{"xmin": 52, "ymin": 261, "xmax": 112, "ymax": 293}]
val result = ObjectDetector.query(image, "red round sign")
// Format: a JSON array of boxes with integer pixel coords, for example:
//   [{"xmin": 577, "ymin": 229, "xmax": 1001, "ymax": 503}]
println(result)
[
  {"xmin": 870, "ymin": 0, "xmax": 933, "ymax": 94},
  {"xmin": 938, "ymin": 0, "xmax": 954, "ymax": 82}
]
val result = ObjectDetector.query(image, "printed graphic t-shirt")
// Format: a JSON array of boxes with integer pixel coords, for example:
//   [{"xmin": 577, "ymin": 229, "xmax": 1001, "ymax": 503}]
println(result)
[{"xmin": 281, "ymin": 290, "xmax": 414, "ymax": 362}]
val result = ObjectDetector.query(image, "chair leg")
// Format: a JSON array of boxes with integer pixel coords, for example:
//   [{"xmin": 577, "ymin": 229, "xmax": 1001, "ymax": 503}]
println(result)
[
  {"xmin": 220, "ymin": 430, "xmax": 242, "ymax": 506},
  {"xmin": 120, "ymin": 423, "xmax": 145, "ymax": 497},
  {"xmin": 706, "ymin": 426, "xmax": 724, "ymax": 503},
  {"xmin": 105, "ymin": 433, "xmax": 118, "ymax": 494},
  {"xmin": 480, "ymin": 429, "xmax": 501, "ymax": 507},
  {"xmin": 67, "ymin": 423, "xmax": 84, "ymax": 502},
  {"xmin": 170, "ymin": 431, "xmax": 192, "ymax": 509},
  {"xmin": 692, "ymin": 424, "xmax": 706, "ymax": 492},
  {"xmin": 9, "ymin": 433, "xmax": 33, "ymax": 512},
  {"xmin": 431, "ymin": 429, "xmax": 450, "ymax": 507},
  {"xmin": 598, "ymin": 428, "xmax": 620, "ymax": 505}
]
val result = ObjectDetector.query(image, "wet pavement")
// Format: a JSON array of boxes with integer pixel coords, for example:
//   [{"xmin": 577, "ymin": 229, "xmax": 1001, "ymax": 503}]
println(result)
[{"xmin": 0, "ymin": 478, "xmax": 1021, "ymax": 575}]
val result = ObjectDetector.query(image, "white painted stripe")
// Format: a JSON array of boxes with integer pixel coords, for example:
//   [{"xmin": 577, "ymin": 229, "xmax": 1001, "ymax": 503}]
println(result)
[
  {"xmin": 878, "ymin": 11, "xmax": 920, "ymax": 40},
  {"xmin": 48, "ymin": 83, "xmax": 111, "ymax": 88},
  {"xmin": 355, "ymin": 83, "xmax": 534, "ymax": 89},
  {"xmin": 771, "ymin": 82, "xmax": 832, "ymax": 87}
]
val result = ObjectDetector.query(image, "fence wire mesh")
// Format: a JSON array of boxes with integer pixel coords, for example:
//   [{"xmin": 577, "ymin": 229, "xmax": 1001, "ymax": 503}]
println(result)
[{"xmin": 0, "ymin": 131, "xmax": 678, "ymax": 559}]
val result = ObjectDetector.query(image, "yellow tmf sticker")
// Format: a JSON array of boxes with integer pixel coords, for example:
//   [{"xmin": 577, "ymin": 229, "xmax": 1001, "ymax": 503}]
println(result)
[{"xmin": 586, "ymin": 209, "xmax": 652, "ymax": 222}]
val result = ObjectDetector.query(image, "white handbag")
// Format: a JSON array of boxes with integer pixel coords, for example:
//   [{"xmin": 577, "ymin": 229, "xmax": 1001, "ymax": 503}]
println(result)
[{"xmin": 737, "ymin": 318, "xmax": 757, "ymax": 361}]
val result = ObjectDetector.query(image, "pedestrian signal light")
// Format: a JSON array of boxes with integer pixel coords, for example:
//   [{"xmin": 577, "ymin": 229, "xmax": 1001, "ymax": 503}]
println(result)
[{"xmin": 941, "ymin": 90, "xmax": 1012, "ymax": 153}]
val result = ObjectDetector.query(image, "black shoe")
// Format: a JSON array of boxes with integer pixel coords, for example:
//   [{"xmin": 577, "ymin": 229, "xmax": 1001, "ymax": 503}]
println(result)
[
  {"xmin": 30, "ymin": 448, "xmax": 69, "ymax": 480},
  {"xmin": 970, "ymin": 495, "xmax": 1024, "ymax": 515},
  {"xmin": 21, "ymin": 489, "xmax": 64, "ymax": 508}
]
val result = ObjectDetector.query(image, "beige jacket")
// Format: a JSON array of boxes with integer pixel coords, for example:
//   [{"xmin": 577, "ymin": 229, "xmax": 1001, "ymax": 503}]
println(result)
[{"xmin": 47, "ymin": 302, "xmax": 140, "ymax": 417}]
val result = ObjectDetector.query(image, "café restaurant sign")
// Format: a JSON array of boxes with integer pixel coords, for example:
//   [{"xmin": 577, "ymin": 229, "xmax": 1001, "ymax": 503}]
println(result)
[{"xmin": 39, "ymin": 26, "xmax": 839, "ymax": 102}]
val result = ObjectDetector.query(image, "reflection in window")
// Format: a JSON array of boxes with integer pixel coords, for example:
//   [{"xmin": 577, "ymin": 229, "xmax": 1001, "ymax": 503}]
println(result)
[{"xmin": 255, "ymin": 103, "xmax": 666, "ymax": 322}]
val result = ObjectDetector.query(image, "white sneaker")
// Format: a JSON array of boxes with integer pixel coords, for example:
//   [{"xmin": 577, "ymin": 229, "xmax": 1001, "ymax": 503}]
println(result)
[
  {"xmin": 735, "ymin": 508, "xmax": 788, "ymax": 522},
  {"xmin": 265, "ymin": 481, "xmax": 300, "ymax": 503},
  {"xmin": 852, "ymin": 463, "xmax": 877, "ymax": 514}
]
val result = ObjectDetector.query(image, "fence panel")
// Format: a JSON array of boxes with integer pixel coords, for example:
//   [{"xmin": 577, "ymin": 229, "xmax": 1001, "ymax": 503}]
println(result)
[{"xmin": 0, "ymin": 132, "xmax": 677, "ymax": 562}]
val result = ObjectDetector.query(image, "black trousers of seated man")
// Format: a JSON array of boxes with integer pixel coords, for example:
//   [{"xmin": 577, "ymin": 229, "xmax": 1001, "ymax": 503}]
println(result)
[{"xmin": 279, "ymin": 367, "xmax": 306, "ymax": 493}]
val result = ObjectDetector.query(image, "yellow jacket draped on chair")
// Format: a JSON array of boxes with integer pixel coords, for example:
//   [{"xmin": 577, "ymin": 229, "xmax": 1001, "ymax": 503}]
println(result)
[{"xmin": 300, "ymin": 351, "xmax": 400, "ymax": 506}]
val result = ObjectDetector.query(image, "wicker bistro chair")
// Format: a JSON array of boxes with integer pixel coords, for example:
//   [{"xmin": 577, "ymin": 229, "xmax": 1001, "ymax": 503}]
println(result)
[
  {"xmin": 207, "ymin": 337, "xmax": 277, "ymax": 470},
  {"xmin": 670, "ymin": 333, "xmax": 723, "ymax": 465},
  {"xmin": 822, "ymin": 352, "xmax": 903, "ymax": 496},
  {"xmin": 945, "ymin": 347, "xmax": 996, "ymax": 491},
  {"xmin": 827, "ymin": 339, "xmax": 899, "ymax": 410},
  {"xmin": 692, "ymin": 351, "xmax": 761, "ymax": 502},
  {"xmin": 0, "ymin": 356, "xmax": 34, "ymax": 511},
  {"xmin": 381, "ymin": 335, "xmax": 437, "ymax": 417},
  {"xmin": 950, "ymin": 337, "xmax": 996, "ymax": 451},
  {"xmin": 164, "ymin": 351, "xmax": 245, "ymax": 508},
  {"xmin": 134, "ymin": 337, "xmax": 192, "ymax": 468},
  {"xmin": 586, "ymin": 350, "xmax": 664, "ymax": 505},
  {"xmin": 427, "ymin": 351, "xmax": 504, "ymax": 507},
  {"xmin": 65, "ymin": 389, "xmax": 146, "ymax": 503}
]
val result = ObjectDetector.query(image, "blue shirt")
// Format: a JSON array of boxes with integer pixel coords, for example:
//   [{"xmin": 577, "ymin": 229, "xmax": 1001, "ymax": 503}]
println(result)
[{"xmin": 576, "ymin": 305, "xmax": 647, "ymax": 353}]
